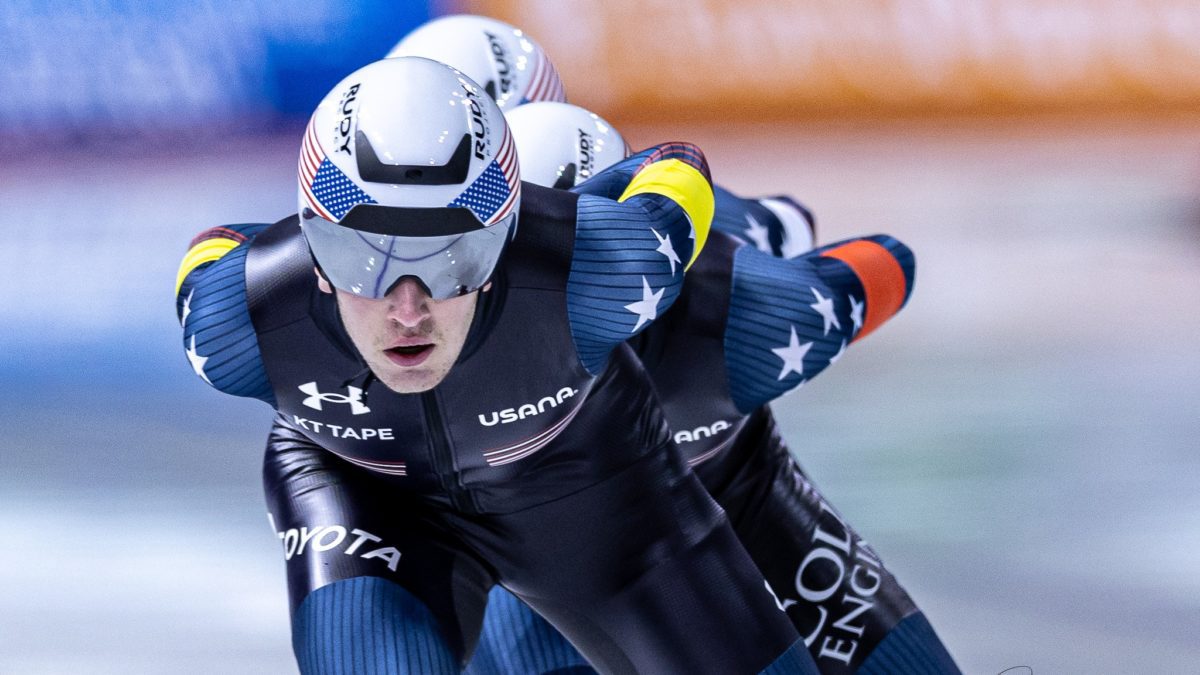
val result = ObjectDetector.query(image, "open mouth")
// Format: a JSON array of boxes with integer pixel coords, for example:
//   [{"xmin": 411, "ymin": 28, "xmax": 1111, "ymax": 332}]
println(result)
[{"xmin": 384, "ymin": 343, "xmax": 434, "ymax": 367}]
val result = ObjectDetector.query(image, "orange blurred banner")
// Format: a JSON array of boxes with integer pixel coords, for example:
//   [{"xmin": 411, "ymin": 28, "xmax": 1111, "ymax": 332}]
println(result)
[{"xmin": 461, "ymin": 0, "xmax": 1200, "ymax": 120}]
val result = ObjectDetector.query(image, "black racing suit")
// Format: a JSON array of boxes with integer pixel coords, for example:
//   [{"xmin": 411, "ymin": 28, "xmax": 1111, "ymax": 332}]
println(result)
[{"xmin": 176, "ymin": 144, "xmax": 814, "ymax": 674}]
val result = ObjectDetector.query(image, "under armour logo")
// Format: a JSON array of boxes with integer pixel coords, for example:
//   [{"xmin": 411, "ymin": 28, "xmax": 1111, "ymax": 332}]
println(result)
[{"xmin": 298, "ymin": 382, "xmax": 371, "ymax": 415}]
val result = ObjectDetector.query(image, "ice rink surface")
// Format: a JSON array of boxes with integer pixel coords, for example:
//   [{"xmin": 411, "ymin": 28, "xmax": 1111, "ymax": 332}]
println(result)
[{"xmin": 2, "ymin": 115, "xmax": 1199, "ymax": 673}]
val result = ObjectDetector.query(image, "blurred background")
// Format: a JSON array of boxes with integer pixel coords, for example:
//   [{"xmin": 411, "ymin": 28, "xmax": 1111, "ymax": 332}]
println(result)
[{"xmin": 2, "ymin": 0, "xmax": 1199, "ymax": 672}]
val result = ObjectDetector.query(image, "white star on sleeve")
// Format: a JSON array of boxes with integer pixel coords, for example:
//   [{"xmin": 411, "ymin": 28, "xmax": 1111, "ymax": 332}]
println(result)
[
  {"xmin": 651, "ymin": 228, "xmax": 681, "ymax": 276},
  {"xmin": 771, "ymin": 325, "xmax": 813, "ymax": 380},
  {"xmin": 848, "ymin": 294, "xmax": 864, "ymax": 335},
  {"xmin": 180, "ymin": 289, "xmax": 194, "ymax": 327},
  {"xmin": 624, "ymin": 276, "xmax": 665, "ymax": 332},
  {"xmin": 743, "ymin": 213, "xmax": 772, "ymax": 253},
  {"xmin": 186, "ymin": 333, "xmax": 212, "ymax": 385},
  {"xmin": 810, "ymin": 287, "xmax": 841, "ymax": 335},
  {"xmin": 829, "ymin": 340, "xmax": 847, "ymax": 365}
]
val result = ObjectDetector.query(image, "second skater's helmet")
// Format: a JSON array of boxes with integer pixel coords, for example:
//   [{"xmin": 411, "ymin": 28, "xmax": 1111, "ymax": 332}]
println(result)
[{"xmin": 387, "ymin": 14, "xmax": 566, "ymax": 109}]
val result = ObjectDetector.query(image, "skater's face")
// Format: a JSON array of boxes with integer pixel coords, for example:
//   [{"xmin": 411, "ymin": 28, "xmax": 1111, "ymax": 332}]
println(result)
[{"xmin": 318, "ymin": 272, "xmax": 481, "ymax": 393}]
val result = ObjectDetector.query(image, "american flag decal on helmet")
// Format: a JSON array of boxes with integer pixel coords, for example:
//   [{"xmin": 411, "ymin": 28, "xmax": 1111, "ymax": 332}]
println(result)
[
  {"xmin": 449, "ymin": 125, "xmax": 520, "ymax": 225},
  {"xmin": 298, "ymin": 114, "xmax": 377, "ymax": 221},
  {"xmin": 523, "ymin": 47, "xmax": 566, "ymax": 104}
]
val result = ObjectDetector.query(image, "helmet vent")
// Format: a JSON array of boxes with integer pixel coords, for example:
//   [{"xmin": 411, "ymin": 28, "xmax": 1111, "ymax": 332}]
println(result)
[{"xmin": 356, "ymin": 131, "xmax": 473, "ymax": 186}]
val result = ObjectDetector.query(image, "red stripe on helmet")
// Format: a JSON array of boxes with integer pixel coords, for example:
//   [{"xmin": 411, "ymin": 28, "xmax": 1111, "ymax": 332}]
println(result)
[{"xmin": 527, "ymin": 53, "xmax": 550, "ymax": 101}]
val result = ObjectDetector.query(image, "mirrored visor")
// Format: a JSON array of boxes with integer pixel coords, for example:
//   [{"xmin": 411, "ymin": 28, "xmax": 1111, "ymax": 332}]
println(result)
[{"xmin": 300, "ymin": 207, "xmax": 513, "ymax": 300}]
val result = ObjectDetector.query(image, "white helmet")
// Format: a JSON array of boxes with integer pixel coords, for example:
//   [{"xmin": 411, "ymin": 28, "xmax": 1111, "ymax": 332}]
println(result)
[
  {"xmin": 759, "ymin": 197, "xmax": 815, "ymax": 258},
  {"xmin": 387, "ymin": 14, "xmax": 565, "ymax": 109},
  {"xmin": 505, "ymin": 102, "xmax": 630, "ymax": 189},
  {"xmin": 297, "ymin": 56, "xmax": 520, "ymax": 300}
]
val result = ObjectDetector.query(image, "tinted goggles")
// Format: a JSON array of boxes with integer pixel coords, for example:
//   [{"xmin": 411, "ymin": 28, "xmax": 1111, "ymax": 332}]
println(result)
[{"xmin": 300, "ymin": 204, "xmax": 513, "ymax": 300}]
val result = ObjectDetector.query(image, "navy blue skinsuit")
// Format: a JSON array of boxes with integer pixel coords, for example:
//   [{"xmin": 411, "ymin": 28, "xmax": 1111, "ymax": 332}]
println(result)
[
  {"xmin": 176, "ymin": 145, "xmax": 818, "ymax": 674},
  {"xmin": 466, "ymin": 180, "xmax": 960, "ymax": 674}
]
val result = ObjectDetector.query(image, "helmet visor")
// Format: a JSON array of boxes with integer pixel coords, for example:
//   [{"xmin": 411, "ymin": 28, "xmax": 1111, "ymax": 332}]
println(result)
[{"xmin": 301, "ymin": 206, "xmax": 512, "ymax": 300}]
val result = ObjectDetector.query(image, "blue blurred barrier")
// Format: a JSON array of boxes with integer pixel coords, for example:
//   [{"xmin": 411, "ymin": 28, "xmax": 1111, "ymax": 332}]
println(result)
[{"xmin": 0, "ymin": 1, "xmax": 433, "ymax": 134}]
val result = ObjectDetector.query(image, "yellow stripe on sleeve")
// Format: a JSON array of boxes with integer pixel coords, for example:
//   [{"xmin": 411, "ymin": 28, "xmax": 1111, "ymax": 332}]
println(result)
[
  {"xmin": 175, "ymin": 237, "xmax": 241, "ymax": 295},
  {"xmin": 617, "ymin": 159, "xmax": 715, "ymax": 269}
]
